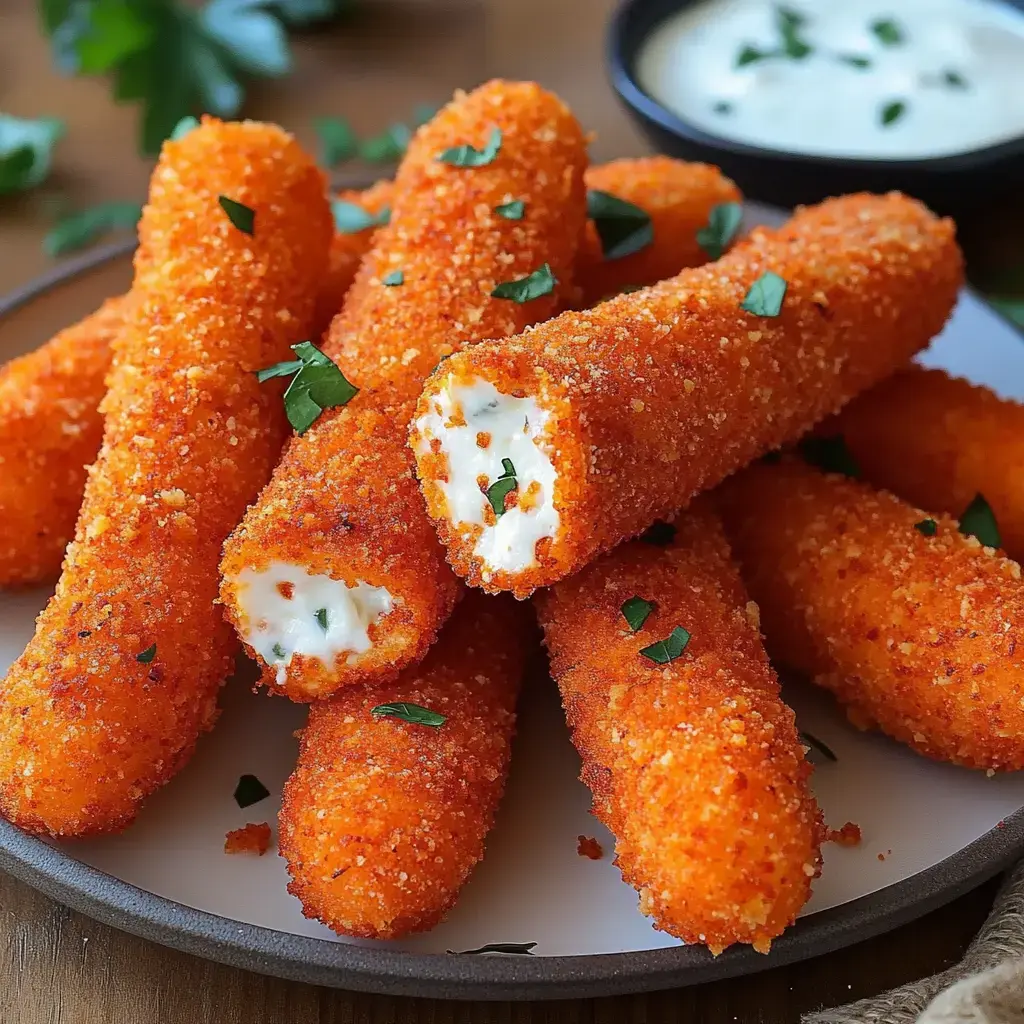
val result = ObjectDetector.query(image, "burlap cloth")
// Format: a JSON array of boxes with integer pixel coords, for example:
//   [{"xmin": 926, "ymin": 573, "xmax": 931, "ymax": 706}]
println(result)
[{"xmin": 805, "ymin": 861, "xmax": 1024, "ymax": 1023}]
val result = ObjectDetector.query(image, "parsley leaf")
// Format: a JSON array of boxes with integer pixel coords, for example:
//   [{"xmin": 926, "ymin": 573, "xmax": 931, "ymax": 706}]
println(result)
[
  {"xmin": 942, "ymin": 69, "xmax": 968, "ymax": 89},
  {"xmin": 880, "ymin": 100, "xmax": 906, "ymax": 127},
  {"xmin": 870, "ymin": 17, "xmax": 904, "ymax": 46},
  {"xmin": 713, "ymin": 100, "xmax": 734, "ymax": 115},
  {"xmin": 169, "ymin": 114, "xmax": 199, "ymax": 140},
  {"xmin": 272, "ymin": 642, "xmax": 287, "ymax": 659},
  {"xmin": 621, "ymin": 596, "xmax": 654, "ymax": 632},
  {"xmin": 314, "ymin": 115, "xmax": 356, "ymax": 166},
  {"xmin": 495, "ymin": 199, "xmax": 525, "ymax": 220},
  {"xmin": 44, "ymin": 201, "xmax": 143, "ymax": 257},
  {"xmin": 199, "ymin": 0, "xmax": 291, "ymax": 77},
  {"xmin": 915, "ymin": 518, "xmax": 938, "ymax": 536},
  {"xmin": 0, "ymin": 115, "xmax": 64, "ymax": 196},
  {"xmin": 331, "ymin": 199, "xmax": 390, "ymax": 234},
  {"xmin": 315, "ymin": 607, "xmax": 329, "ymax": 632},
  {"xmin": 959, "ymin": 493, "xmax": 1001, "ymax": 549},
  {"xmin": 736, "ymin": 44, "xmax": 771, "ymax": 67},
  {"xmin": 234, "ymin": 773, "xmax": 270, "ymax": 808},
  {"xmin": 359, "ymin": 122, "xmax": 411, "ymax": 163},
  {"xmin": 799, "ymin": 731, "xmax": 837, "ymax": 763},
  {"xmin": 586, "ymin": 190, "xmax": 653, "ymax": 261},
  {"xmin": 639, "ymin": 626, "xmax": 691, "ymax": 665},
  {"xmin": 436, "ymin": 126, "xmax": 502, "ymax": 167},
  {"xmin": 696, "ymin": 201, "xmax": 742, "ymax": 261},
  {"xmin": 486, "ymin": 458, "xmax": 517, "ymax": 517},
  {"xmin": 447, "ymin": 942, "xmax": 536, "ymax": 955},
  {"xmin": 382, "ymin": 269, "xmax": 404, "ymax": 286},
  {"xmin": 137, "ymin": 643, "xmax": 157, "ymax": 664},
  {"xmin": 838, "ymin": 54, "xmax": 872, "ymax": 69},
  {"xmin": 412, "ymin": 101, "xmax": 441, "ymax": 127},
  {"xmin": 371, "ymin": 702, "xmax": 447, "ymax": 727},
  {"xmin": 776, "ymin": 5, "xmax": 812, "ymax": 59},
  {"xmin": 491, "ymin": 263, "xmax": 557, "ymax": 303},
  {"xmin": 741, "ymin": 271, "xmax": 787, "ymax": 316},
  {"xmin": 256, "ymin": 340, "xmax": 359, "ymax": 435},
  {"xmin": 219, "ymin": 195, "xmax": 255, "ymax": 235},
  {"xmin": 798, "ymin": 434, "xmax": 861, "ymax": 478}
]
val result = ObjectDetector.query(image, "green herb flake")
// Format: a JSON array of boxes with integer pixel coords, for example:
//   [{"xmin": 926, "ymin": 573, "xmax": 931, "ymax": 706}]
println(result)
[
  {"xmin": 799, "ymin": 731, "xmax": 837, "ymax": 763},
  {"xmin": 740, "ymin": 271, "xmax": 787, "ymax": 317},
  {"xmin": 914, "ymin": 518, "xmax": 938, "ymax": 537},
  {"xmin": 736, "ymin": 44, "xmax": 771, "ymax": 67},
  {"xmin": 436, "ymin": 126, "xmax": 502, "ymax": 167},
  {"xmin": 0, "ymin": 115, "xmax": 64, "ymax": 196},
  {"xmin": 136, "ymin": 643, "xmax": 157, "ymax": 664},
  {"xmin": 331, "ymin": 199, "xmax": 390, "ymax": 234},
  {"xmin": 382, "ymin": 269, "xmax": 404, "ymax": 286},
  {"xmin": 359, "ymin": 122, "xmax": 412, "ymax": 163},
  {"xmin": 621, "ymin": 596, "xmax": 654, "ymax": 632},
  {"xmin": 798, "ymin": 434, "xmax": 861, "ymax": 479},
  {"xmin": 696, "ymin": 201, "xmax": 743, "ymax": 261},
  {"xmin": 959, "ymin": 493, "xmax": 1001, "ymax": 549},
  {"xmin": 234, "ymin": 773, "xmax": 270, "ymax": 808},
  {"xmin": 371, "ymin": 702, "xmax": 447, "ymax": 728},
  {"xmin": 491, "ymin": 263, "xmax": 557, "ymax": 303},
  {"xmin": 272, "ymin": 642, "xmax": 287, "ymax": 659},
  {"xmin": 256, "ymin": 340, "xmax": 359, "ymax": 435},
  {"xmin": 44, "ymin": 201, "xmax": 143, "ymax": 257},
  {"xmin": 639, "ymin": 626, "xmax": 691, "ymax": 665},
  {"xmin": 776, "ymin": 5, "xmax": 812, "ymax": 59},
  {"xmin": 219, "ymin": 195, "xmax": 255, "ymax": 235},
  {"xmin": 880, "ymin": 100, "xmax": 907, "ymax": 127},
  {"xmin": 942, "ymin": 69, "xmax": 968, "ymax": 89},
  {"xmin": 313, "ymin": 115, "xmax": 356, "ymax": 167},
  {"xmin": 486, "ymin": 458, "xmax": 517, "ymax": 518},
  {"xmin": 838, "ymin": 54, "xmax": 872, "ymax": 69},
  {"xmin": 713, "ymin": 100, "xmax": 734, "ymax": 115},
  {"xmin": 412, "ymin": 102, "xmax": 442, "ymax": 127},
  {"xmin": 586, "ymin": 190, "xmax": 653, "ymax": 261},
  {"xmin": 169, "ymin": 115, "xmax": 199, "ymax": 141},
  {"xmin": 315, "ymin": 607, "xmax": 329, "ymax": 632},
  {"xmin": 870, "ymin": 17, "xmax": 904, "ymax": 46},
  {"xmin": 447, "ymin": 942, "xmax": 537, "ymax": 955},
  {"xmin": 495, "ymin": 199, "xmax": 525, "ymax": 220}
]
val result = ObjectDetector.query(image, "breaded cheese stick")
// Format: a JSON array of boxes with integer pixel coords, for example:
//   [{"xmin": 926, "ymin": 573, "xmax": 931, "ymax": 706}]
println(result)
[
  {"xmin": 535, "ymin": 501, "xmax": 822, "ymax": 953},
  {"xmin": 0, "ymin": 120, "xmax": 331, "ymax": 836},
  {"xmin": 827, "ymin": 366, "xmax": 1024, "ymax": 561},
  {"xmin": 716, "ymin": 458, "xmax": 1024, "ymax": 772},
  {"xmin": 412, "ymin": 192, "xmax": 963, "ymax": 598},
  {"xmin": 280, "ymin": 591, "xmax": 529, "ymax": 938},
  {"xmin": 220, "ymin": 81, "xmax": 588, "ymax": 701}
]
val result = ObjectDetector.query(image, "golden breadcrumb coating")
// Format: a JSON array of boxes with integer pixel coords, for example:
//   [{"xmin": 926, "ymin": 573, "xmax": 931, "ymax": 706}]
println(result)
[
  {"xmin": 716, "ymin": 458, "xmax": 1024, "ymax": 771},
  {"xmin": 220, "ymin": 80, "xmax": 588, "ymax": 700},
  {"xmin": 0, "ymin": 119, "xmax": 331, "ymax": 837},
  {"xmin": 413, "ymin": 192, "xmax": 963, "ymax": 597},
  {"xmin": 0, "ymin": 296, "xmax": 129, "ymax": 587},
  {"xmin": 577, "ymin": 157, "xmax": 741, "ymax": 306},
  {"xmin": 828, "ymin": 366, "xmax": 1024, "ymax": 561},
  {"xmin": 536, "ymin": 501, "xmax": 822, "ymax": 954},
  {"xmin": 279, "ymin": 591, "xmax": 529, "ymax": 939}
]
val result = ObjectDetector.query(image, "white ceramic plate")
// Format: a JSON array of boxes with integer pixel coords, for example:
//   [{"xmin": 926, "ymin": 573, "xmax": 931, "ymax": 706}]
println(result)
[{"xmin": 0, "ymin": 206, "xmax": 1022, "ymax": 1000}]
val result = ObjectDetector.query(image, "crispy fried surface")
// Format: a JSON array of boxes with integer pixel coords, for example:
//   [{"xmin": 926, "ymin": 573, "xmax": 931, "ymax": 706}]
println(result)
[
  {"xmin": 578, "ymin": 157, "xmax": 741, "ymax": 306},
  {"xmin": 0, "ymin": 296, "xmax": 129, "ymax": 587},
  {"xmin": 828, "ymin": 366, "xmax": 1024, "ymax": 561},
  {"xmin": 0, "ymin": 119, "xmax": 331, "ymax": 836},
  {"xmin": 535, "ymin": 502, "xmax": 822, "ymax": 954},
  {"xmin": 716, "ymin": 459, "xmax": 1024, "ymax": 771},
  {"xmin": 413, "ymin": 192, "xmax": 963, "ymax": 597},
  {"xmin": 279, "ymin": 592, "xmax": 529, "ymax": 939},
  {"xmin": 220, "ymin": 81, "xmax": 588, "ymax": 700}
]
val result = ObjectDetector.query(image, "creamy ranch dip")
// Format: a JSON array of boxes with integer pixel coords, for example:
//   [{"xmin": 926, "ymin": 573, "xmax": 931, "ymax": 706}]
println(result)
[{"xmin": 636, "ymin": 0, "xmax": 1024, "ymax": 159}]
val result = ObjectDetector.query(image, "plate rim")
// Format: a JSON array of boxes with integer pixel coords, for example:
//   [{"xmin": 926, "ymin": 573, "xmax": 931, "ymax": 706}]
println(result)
[{"xmin": 1, "ymin": 226, "xmax": 1023, "ymax": 1002}]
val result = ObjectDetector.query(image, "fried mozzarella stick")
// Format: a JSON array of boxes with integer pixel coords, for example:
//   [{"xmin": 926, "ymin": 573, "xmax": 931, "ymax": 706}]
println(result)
[
  {"xmin": 220, "ymin": 81, "xmax": 588, "ymax": 700},
  {"xmin": 716, "ymin": 459, "xmax": 1024, "ymax": 772},
  {"xmin": 0, "ymin": 120, "xmax": 331, "ymax": 836},
  {"xmin": 827, "ymin": 366, "xmax": 1024, "ymax": 561},
  {"xmin": 535, "ymin": 502, "xmax": 822, "ymax": 953},
  {"xmin": 412, "ymin": 193, "xmax": 963, "ymax": 598},
  {"xmin": 280, "ymin": 591, "xmax": 529, "ymax": 938}
]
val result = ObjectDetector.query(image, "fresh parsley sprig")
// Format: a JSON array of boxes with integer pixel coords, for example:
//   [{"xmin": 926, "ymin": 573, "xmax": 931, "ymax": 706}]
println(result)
[
  {"xmin": 371, "ymin": 703, "xmax": 446, "ymax": 728},
  {"xmin": 586, "ymin": 190, "xmax": 653, "ymax": 261},
  {"xmin": 0, "ymin": 114, "xmax": 65, "ymax": 196},
  {"xmin": 257, "ymin": 340, "xmax": 359, "ymax": 434}
]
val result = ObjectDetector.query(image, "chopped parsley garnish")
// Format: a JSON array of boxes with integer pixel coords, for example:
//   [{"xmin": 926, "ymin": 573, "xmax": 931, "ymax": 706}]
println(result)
[
  {"xmin": 736, "ymin": 44, "xmax": 771, "ymax": 67},
  {"xmin": 586, "ymin": 190, "xmax": 653, "ymax": 261},
  {"xmin": 870, "ymin": 17, "xmax": 904, "ymax": 46},
  {"xmin": 436, "ymin": 126, "xmax": 502, "ymax": 167},
  {"xmin": 219, "ymin": 195, "xmax": 255, "ymax": 235},
  {"xmin": 447, "ymin": 942, "xmax": 536, "ymax": 955},
  {"xmin": 838, "ymin": 54, "xmax": 872, "ymax": 69},
  {"xmin": 713, "ymin": 100, "xmax": 734, "ymax": 115},
  {"xmin": 382, "ymin": 269, "xmax": 404, "ymax": 286},
  {"xmin": 741, "ymin": 271, "xmax": 787, "ymax": 317},
  {"xmin": 491, "ymin": 263, "xmax": 557, "ymax": 302},
  {"xmin": 313, "ymin": 115, "xmax": 356, "ymax": 167},
  {"xmin": 799, "ymin": 731, "xmax": 837, "ymax": 763},
  {"xmin": 639, "ymin": 626, "xmax": 691, "ymax": 665},
  {"xmin": 359, "ymin": 122, "xmax": 412, "ymax": 163},
  {"xmin": 371, "ymin": 702, "xmax": 447, "ymax": 728},
  {"xmin": 641, "ymin": 521, "xmax": 677, "ymax": 546},
  {"xmin": 272, "ymin": 642, "xmax": 287, "ymax": 659},
  {"xmin": 942, "ymin": 69, "xmax": 968, "ymax": 89},
  {"xmin": 798, "ymin": 434, "xmax": 861, "ymax": 479},
  {"xmin": 136, "ymin": 643, "xmax": 157, "ymax": 664},
  {"xmin": 494, "ymin": 199, "xmax": 525, "ymax": 220},
  {"xmin": 256, "ymin": 340, "xmax": 359, "ymax": 435},
  {"xmin": 621, "ymin": 596, "xmax": 654, "ymax": 632},
  {"xmin": 412, "ymin": 102, "xmax": 442, "ymax": 127},
  {"xmin": 169, "ymin": 115, "xmax": 199, "ymax": 140},
  {"xmin": 914, "ymin": 518, "xmax": 938, "ymax": 537},
  {"xmin": 880, "ymin": 100, "xmax": 907, "ymax": 127},
  {"xmin": 696, "ymin": 201, "xmax": 743, "ymax": 261},
  {"xmin": 331, "ymin": 199, "xmax": 390, "ymax": 234},
  {"xmin": 315, "ymin": 608, "xmax": 329, "ymax": 632},
  {"xmin": 234, "ymin": 773, "xmax": 270, "ymax": 808},
  {"xmin": 0, "ymin": 114, "xmax": 64, "ymax": 197},
  {"xmin": 44, "ymin": 201, "xmax": 143, "ymax": 257},
  {"xmin": 776, "ymin": 5, "xmax": 812, "ymax": 59},
  {"xmin": 959, "ymin": 493, "xmax": 1001, "ymax": 549},
  {"xmin": 485, "ymin": 458, "xmax": 517, "ymax": 517}
]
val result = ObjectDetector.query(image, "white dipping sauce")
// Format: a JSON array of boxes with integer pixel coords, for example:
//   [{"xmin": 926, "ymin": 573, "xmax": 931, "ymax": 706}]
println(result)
[{"xmin": 637, "ymin": 0, "xmax": 1024, "ymax": 159}]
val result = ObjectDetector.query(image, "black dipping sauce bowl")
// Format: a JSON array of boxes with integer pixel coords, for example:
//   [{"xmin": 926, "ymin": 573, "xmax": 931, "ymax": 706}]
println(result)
[{"xmin": 608, "ymin": 0, "xmax": 1024, "ymax": 218}]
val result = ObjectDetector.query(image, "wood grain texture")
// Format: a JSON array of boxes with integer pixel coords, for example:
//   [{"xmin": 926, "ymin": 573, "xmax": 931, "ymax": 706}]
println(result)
[{"xmin": 0, "ymin": 0, "xmax": 1010, "ymax": 1019}]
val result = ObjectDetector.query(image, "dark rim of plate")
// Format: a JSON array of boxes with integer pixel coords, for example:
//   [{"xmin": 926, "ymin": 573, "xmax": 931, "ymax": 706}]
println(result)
[{"xmin": 1, "ymin": 231, "xmax": 1023, "ymax": 1001}]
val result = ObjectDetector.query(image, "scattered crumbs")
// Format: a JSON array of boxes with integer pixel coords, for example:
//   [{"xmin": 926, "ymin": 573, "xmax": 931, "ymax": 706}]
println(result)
[
  {"xmin": 877, "ymin": 849, "xmax": 892, "ymax": 862},
  {"xmin": 826, "ymin": 821, "xmax": 862, "ymax": 847},
  {"xmin": 577, "ymin": 835, "xmax": 604, "ymax": 860},
  {"xmin": 224, "ymin": 822, "xmax": 271, "ymax": 856},
  {"xmin": 997, "ymin": 820, "xmax": 1007, "ymax": 830}
]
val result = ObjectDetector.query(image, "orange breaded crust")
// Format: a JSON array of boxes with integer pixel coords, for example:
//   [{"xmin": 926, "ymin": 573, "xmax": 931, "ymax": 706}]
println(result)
[
  {"xmin": 716, "ymin": 459, "xmax": 1024, "ymax": 771},
  {"xmin": 828, "ymin": 366, "xmax": 1024, "ymax": 561},
  {"xmin": 535, "ymin": 503, "xmax": 823, "ymax": 954},
  {"xmin": 0, "ymin": 295, "xmax": 129, "ymax": 587},
  {"xmin": 413, "ymin": 192, "xmax": 962, "ymax": 597},
  {"xmin": 0, "ymin": 119, "xmax": 331, "ymax": 837},
  {"xmin": 577, "ymin": 157, "xmax": 741, "ymax": 306},
  {"xmin": 220, "ymin": 80, "xmax": 588, "ymax": 700},
  {"xmin": 279, "ymin": 592, "xmax": 530, "ymax": 939}
]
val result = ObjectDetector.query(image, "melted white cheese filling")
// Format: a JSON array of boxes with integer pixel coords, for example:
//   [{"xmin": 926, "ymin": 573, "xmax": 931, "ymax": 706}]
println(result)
[
  {"xmin": 236, "ymin": 563, "xmax": 394, "ymax": 684},
  {"xmin": 416, "ymin": 377, "xmax": 559, "ymax": 574}
]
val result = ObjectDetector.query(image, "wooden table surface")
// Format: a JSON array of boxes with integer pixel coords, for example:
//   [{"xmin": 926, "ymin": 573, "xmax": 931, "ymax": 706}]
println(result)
[{"xmin": 0, "ymin": 0, "xmax": 1010, "ymax": 1020}]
